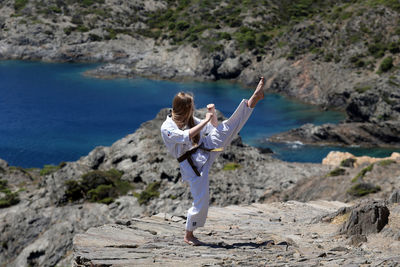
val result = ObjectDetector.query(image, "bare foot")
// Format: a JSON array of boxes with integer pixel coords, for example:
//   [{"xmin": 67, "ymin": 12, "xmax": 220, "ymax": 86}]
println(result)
[
  {"xmin": 254, "ymin": 77, "xmax": 265, "ymax": 100},
  {"xmin": 184, "ymin": 236, "xmax": 203, "ymax": 246},
  {"xmin": 248, "ymin": 77, "xmax": 265, "ymax": 108}
]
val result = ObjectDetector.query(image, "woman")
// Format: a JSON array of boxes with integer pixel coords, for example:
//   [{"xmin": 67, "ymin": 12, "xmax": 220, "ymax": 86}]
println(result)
[{"xmin": 161, "ymin": 77, "xmax": 265, "ymax": 245}]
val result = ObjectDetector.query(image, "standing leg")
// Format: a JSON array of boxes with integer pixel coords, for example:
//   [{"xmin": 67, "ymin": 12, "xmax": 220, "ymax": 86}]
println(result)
[{"xmin": 184, "ymin": 170, "xmax": 210, "ymax": 245}]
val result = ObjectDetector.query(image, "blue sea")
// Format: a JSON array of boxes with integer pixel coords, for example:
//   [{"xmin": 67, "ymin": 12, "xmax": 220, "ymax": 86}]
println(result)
[{"xmin": 0, "ymin": 60, "xmax": 398, "ymax": 168}]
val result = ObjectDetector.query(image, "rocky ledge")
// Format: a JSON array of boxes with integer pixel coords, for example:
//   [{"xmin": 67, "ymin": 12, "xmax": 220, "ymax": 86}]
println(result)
[
  {"xmin": 269, "ymin": 120, "xmax": 400, "ymax": 148},
  {"xmin": 73, "ymin": 200, "xmax": 400, "ymax": 266}
]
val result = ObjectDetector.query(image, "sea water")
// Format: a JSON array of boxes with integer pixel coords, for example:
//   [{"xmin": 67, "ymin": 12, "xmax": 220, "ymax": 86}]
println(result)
[{"xmin": 0, "ymin": 60, "xmax": 397, "ymax": 167}]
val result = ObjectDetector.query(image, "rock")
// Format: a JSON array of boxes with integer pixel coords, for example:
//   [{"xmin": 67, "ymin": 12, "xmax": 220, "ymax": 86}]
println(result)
[
  {"xmin": 269, "ymin": 121, "xmax": 400, "ymax": 148},
  {"xmin": 84, "ymin": 64, "xmax": 135, "ymax": 79},
  {"xmin": 216, "ymin": 56, "xmax": 251, "ymax": 79},
  {"xmin": 257, "ymin": 147, "xmax": 273, "ymax": 154},
  {"xmin": 322, "ymin": 151, "xmax": 355, "ymax": 166},
  {"xmin": 389, "ymin": 190, "xmax": 400, "ymax": 204},
  {"xmin": 339, "ymin": 201, "xmax": 390, "ymax": 236},
  {"xmin": 0, "ymin": 159, "xmax": 8, "ymax": 170},
  {"xmin": 347, "ymin": 234, "xmax": 368, "ymax": 246},
  {"xmin": 346, "ymin": 93, "xmax": 380, "ymax": 122},
  {"xmin": 323, "ymin": 151, "xmax": 400, "ymax": 167}
]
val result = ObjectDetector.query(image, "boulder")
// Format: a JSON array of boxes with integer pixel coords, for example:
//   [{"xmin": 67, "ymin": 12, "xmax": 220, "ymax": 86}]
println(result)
[
  {"xmin": 339, "ymin": 201, "xmax": 390, "ymax": 236},
  {"xmin": 346, "ymin": 93, "xmax": 380, "ymax": 122},
  {"xmin": 0, "ymin": 159, "xmax": 8, "ymax": 172},
  {"xmin": 389, "ymin": 190, "xmax": 400, "ymax": 204},
  {"xmin": 217, "ymin": 56, "xmax": 251, "ymax": 79},
  {"xmin": 323, "ymin": 151, "xmax": 400, "ymax": 167}
]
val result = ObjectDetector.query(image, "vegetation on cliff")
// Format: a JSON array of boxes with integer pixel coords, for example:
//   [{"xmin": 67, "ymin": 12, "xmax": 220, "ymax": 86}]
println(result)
[
  {"xmin": 3, "ymin": 0, "xmax": 399, "ymax": 67},
  {"xmin": 64, "ymin": 169, "xmax": 133, "ymax": 204},
  {"xmin": 0, "ymin": 179, "xmax": 20, "ymax": 208}
]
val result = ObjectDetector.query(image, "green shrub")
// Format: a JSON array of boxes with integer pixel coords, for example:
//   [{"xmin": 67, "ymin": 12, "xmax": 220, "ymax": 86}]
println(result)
[
  {"xmin": 340, "ymin": 158, "xmax": 356, "ymax": 168},
  {"xmin": 219, "ymin": 32, "xmax": 231, "ymax": 40},
  {"xmin": 223, "ymin": 162, "xmax": 241, "ymax": 171},
  {"xmin": 49, "ymin": 5, "xmax": 62, "ymax": 13},
  {"xmin": 176, "ymin": 21, "xmax": 190, "ymax": 31},
  {"xmin": 64, "ymin": 27, "xmax": 74, "ymax": 35},
  {"xmin": 105, "ymin": 28, "xmax": 117, "ymax": 40},
  {"xmin": 327, "ymin": 167, "xmax": 346, "ymax": 176},
  {"xmin": 378, "ymin": 159, "xmax": 396, "ymax": 166},
  {"xmin": 88, "ymin": 184, "xmax": 117, "ymax": 203},
  {"xmin": 89, "ymin": 33, "xmax": 102, "ymax": 41},
  {"xmin": 76, "ymin": 25, "xmax": 89, "ymax": 32},
  {"xmin": 0, "ymin": 179, "xmax": 20, "ymax": 208},
  {"xmin": 368, "ymin": 42, "xmax": 386, "ymax": 58},
  {"xmin": 256, "ymin": 33, "xmax": 270, "ymax": 48},
  {"xmin": 64, "ymin": 169, "xmax": 131, "ymax": 204},
  {"xmin": 351, "ymin": 164, "xmax": 374, "ymax": 183},
  {"xmin": 40, "ymin": 164, "xmax": 59, "ymax": 176},
  {"xmin": 379, "ymin": 57, "xmax": 394, "ymax": 72},
  {"xmin": 347, "ymin": 183, "xmax": 380, "ymax": 197},
  {"xmin": 234, "ymin": 27, "xmax": 257, "ymax": 50},
  {"xmin": 134, "ymin": 181, "xmax": 161, "ymax": 205},
  {"xmin": 64, "ymin": 180, "xmax": 83, "ymax": 202},
  {"xmin": 349, "ymin": 55, "xmax": 365, "ymax": 68},
  {"xmin": 0, "ymin": 192, "xmax": 20, "ymax": 208},
  {"xmin": 14, "ymin": 0, "xmax": 28, "ymax": 12},
  {"xmin": 0, "ymin": 180, "xmax": 7, "ymax": 191},
  {"xmin": 324, "ymin": 53, "xmax": 334, "ymax": 62},
  {"xmin": 388, "ymin": 42, "xmax": 400, "ymax": 53},
  {"xmin": 340, "ymin": 11, "xmax": 353, "ymax": 20},
  {"xmin": 354, "ymin": 85, "xmax": 371, "ymax": 94}
]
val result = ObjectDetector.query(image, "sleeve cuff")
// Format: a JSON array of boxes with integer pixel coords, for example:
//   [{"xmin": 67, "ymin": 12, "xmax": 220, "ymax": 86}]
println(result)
[{"xmin": 183, "ymin": 129, "xmax": 191, "ymax": 144}]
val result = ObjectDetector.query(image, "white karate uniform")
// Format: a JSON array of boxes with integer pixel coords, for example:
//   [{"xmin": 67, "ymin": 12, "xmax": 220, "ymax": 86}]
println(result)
[{"xmin": 161, "ymin": 99, "xmax": 253, "ymax": 231}]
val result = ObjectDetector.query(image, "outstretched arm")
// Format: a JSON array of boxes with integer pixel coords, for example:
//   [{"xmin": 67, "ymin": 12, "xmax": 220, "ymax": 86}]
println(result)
[{"xmin": 189, "ymin": 112, "xmax": 213, "ymax": 139}]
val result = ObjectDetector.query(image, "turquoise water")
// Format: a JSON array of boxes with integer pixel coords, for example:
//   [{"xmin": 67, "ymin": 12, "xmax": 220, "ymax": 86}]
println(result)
[{"xmin": 0, "ymin": 60, "xmax": 398, "ymax": 167}]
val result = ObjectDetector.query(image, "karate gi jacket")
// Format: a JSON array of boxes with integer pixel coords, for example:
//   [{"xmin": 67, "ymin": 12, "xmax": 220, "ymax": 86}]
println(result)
[{"xmin": 161, "ymin": 114, "xmax": 215, "ymax": 181}]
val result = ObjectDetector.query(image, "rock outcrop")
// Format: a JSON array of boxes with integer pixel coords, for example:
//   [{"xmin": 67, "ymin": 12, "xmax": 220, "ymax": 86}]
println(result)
[
  {"xmin": 72, "ymin": 200, "xmax": 400, "ymax": 266},
  {"xmin": 269, "ymin": 121, "xmax": 400, "ymax": 148},
  {"xmin": 322, "ymin": 151, "xmax": 400, "ymax": 167},
  {"xmin": 339, "ymin": 200, "xmax": 390, "ymax": 236}
]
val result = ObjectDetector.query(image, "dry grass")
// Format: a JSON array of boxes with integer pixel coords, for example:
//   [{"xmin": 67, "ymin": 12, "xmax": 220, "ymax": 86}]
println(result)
[{"xmin": 331, "ymin": 212, "xmax": 350, "ymax": 225}]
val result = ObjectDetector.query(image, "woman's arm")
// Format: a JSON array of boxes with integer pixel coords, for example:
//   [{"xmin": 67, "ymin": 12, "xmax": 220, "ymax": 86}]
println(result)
[
  {"xmin": 207, "ymin": 104, "xmax": 218, "ymax": 127},
  {"xmin": 189, "ymin": 112, "xmax": 213, "ymax": 139}
]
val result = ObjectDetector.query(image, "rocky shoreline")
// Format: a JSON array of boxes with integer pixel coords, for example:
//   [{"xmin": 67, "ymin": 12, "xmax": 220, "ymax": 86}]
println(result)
[{"xmin": 1, "ymin": 0, "xmax": 400, "ymax": 148}]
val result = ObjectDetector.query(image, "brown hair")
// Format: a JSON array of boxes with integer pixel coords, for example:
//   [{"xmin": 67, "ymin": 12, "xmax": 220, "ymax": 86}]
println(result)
[{"xmin": 172, "ymin": 92, "xmax": 199, "ymax": 144}]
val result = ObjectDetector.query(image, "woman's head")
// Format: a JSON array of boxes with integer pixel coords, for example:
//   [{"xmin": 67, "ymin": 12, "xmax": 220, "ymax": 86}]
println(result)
[{"xmin": 172, "ymin": 92, "xmax": 199, "ymax": 144}]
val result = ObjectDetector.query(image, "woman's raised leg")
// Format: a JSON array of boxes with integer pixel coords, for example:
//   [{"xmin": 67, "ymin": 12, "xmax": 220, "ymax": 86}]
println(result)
[{"xmin": 204, "ymin": 77, "xmax": 265, "ymax": 150}]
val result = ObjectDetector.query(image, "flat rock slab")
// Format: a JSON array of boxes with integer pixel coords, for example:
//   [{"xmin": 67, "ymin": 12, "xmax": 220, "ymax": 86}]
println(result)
[{"xmin": 73, "ymin": 201, "xmax": 400, "ymax": 266}]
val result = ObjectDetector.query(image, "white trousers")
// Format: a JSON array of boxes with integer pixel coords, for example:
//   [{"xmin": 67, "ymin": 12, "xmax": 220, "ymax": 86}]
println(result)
[{"xmin": 185, "ymin": 99, "xmax": 253, "ymax": 231}]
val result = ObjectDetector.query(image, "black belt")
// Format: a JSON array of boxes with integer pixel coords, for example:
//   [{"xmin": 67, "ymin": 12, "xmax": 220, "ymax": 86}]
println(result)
[{"xmin": 177, "ymin": 144, "xmax": 223, "ymax": 176}]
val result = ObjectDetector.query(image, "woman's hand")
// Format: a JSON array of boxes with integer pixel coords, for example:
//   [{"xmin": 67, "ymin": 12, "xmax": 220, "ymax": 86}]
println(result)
[
  {"xmin": 207, "ymin": 104, "xmax": 219, "ymax": 127},
  {"xmin": 205, "ymin": 112, "xmax": 213, "ymax": 122},
  {"xmin": 189, "ymin": 112, "xmax": 213, "ymax": 140}
]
